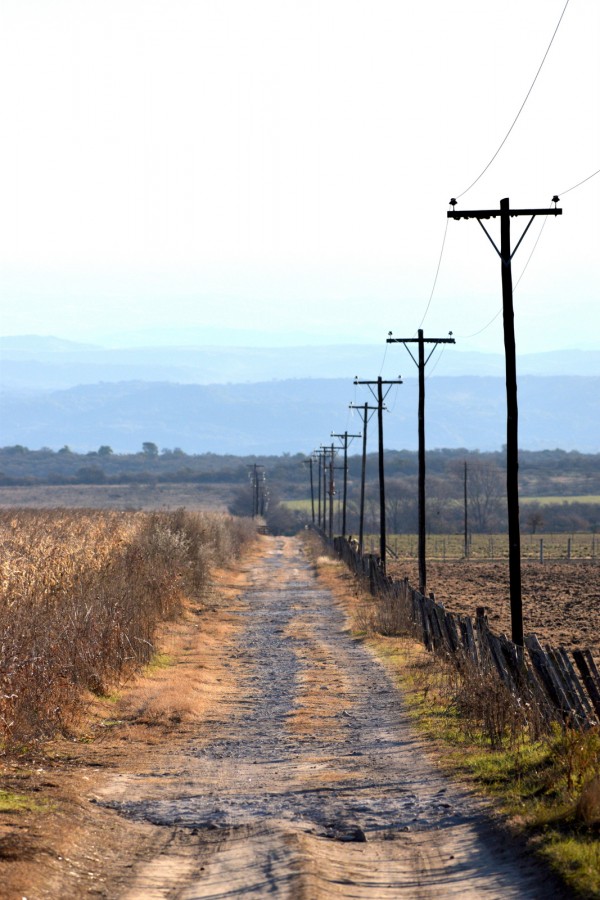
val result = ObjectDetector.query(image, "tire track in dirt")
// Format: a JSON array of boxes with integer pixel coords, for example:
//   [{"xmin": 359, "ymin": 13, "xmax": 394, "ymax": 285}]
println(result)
[{"xmin": 96, "ymin": 536, "xmax": 566, "ymax": 898}]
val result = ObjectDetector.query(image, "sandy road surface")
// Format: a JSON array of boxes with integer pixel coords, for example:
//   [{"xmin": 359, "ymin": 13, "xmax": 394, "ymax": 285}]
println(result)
[{"xmin": 79, "ymin": 535, "xmax": 563, "ymax": 899}]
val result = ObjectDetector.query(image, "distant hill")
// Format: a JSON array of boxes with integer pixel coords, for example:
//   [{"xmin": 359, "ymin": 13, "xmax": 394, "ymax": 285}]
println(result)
[
  {"xmin": 1, "ymin": 335, "xmax": 599, "ymax": 391},
  {"xmin": 1, "ymin": 376, "xmax": 598, "ymax": 454}
]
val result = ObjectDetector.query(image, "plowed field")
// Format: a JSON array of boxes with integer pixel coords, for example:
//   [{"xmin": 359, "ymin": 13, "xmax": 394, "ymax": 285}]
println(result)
[{"xmin": 387, "ymin": 558, "xmax": 600, "ymax": 648}]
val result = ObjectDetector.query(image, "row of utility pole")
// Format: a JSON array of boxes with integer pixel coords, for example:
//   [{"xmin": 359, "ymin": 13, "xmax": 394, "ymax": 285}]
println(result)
[{"xmin": 306, "ymin": 195, "xmax": 562, "ymax": 649}]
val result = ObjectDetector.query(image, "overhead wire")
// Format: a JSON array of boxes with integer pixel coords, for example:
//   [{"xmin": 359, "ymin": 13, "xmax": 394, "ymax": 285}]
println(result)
[
  {"xmin": 459, "ymin": 166, "xmax": 600, "ymax": 339},
  {"xmin": 340, "ymin": 5, "xmax": 596, "ymax": 435},
  {"xmin": 455, "ymin": 197, "xmax": 557, "ymax": 341},
  {"xmin": 378, "ymin": 339, "xmax": 389, "ymax": 376},
  {"xmin": 455, "ymin": 0, "xmax": 571, "ymax": 200},
  {"xmin": 386, "ymin": 382, "xmax": 402, "ymax": 413},
  {"xmin": 559, "ymin": 166, "xmax": 600, "ymax": 196},
  {"xmin": 455, "ymin": 213, "xmax": 549, "ymax": 341},
  {"xmin": 416, "ymin": 217, "xmax": 449, "ymax": 332},
  {"xmin": 406, "ymin": 0, "xmax": 573, "ymax": 355},
  {"xmin": 425, "ymin": 344, "xmax": 447, "ymax": 380}
]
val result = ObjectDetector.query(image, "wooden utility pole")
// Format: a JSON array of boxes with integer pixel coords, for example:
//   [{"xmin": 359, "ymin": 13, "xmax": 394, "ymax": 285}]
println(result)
[
  {"xmin": 387, "ymin": 330, "xmax": 455, "ymax": 595},
  {"xmin": 328, "ymin": 443, "xmax": 335, "ymax": 539},
  {"xmin": 447, "ymin": 196, "xmax": 562, "ymax": 646},
  {"xmin": 464, "ymin": 460, "xmax": 469, "ymax": 559},
  {"xmin": 331, "ymin": 430, "xmax": 361, "ymax": 538},
  {"xmin": 320, "ymin": 444, "xmax": 337, "ymax": 540},
  {"xmin": 348, "ymin": 402, "xmax": 378, "ymax": 556},
  {"xmin": 246, "ymin": 464, "xmax": 265, "ymax": 518},
  {"xmin": 354, "ymin": 376, "xmax": 402, "ymax": 574},
  {"xmin": 315, "ymin": 449, "xmax": 323, "ymax": 530},
  {"xmin": 304, "ymin": 456, "xmax": 315, "ymax": 523}
]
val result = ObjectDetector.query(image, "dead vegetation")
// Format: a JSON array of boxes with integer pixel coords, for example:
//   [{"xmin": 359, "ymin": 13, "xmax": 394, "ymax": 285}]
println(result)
[{"xmin": 0, "ymin": 508, "xmax": 255, "ymax": 750}]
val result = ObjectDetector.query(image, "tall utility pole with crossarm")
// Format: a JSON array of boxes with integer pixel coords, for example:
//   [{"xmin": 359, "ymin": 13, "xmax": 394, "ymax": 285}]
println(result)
[
  {"xmin": 348, "ymin": 401, "xmax": 379, "ymax": 557},
  {"xmin": 386, "ymin": 329, "xmax": 455, "ymax": 596},
  {"xmin": 331, "ymin": 430, "xmax": 361, "ymax": 539},
  {"xmin": 353, "ymin": 376, "xmax": 402, "ymax": 574},
  {"xmin": 447, "ymin": 196, "xmax": 562, "ymax": 646}
]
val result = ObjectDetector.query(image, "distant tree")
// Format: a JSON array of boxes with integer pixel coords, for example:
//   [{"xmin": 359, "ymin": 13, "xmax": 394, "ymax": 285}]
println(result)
[
  {"xmin": 265, "ymin": 501, "xmax": 305, "ymax": 536},
  {"xmin": 98, "ymin": 445, "xmax": 113, "ymax": 457},
  {"xmin": 228, "ymin": 484, "xmax": 255, "ymax": 517},
  {"xmin": 58, "ymin": 445, "xmax": 73, "ymax": 455},
  {"xmin": 466, "ymin": 459, "xmax": 504, "ymax": 533},
  {"xmin": 142, "ymin": 442, "xmax": 159, "ymax": 458},
  {"xmin": 76, "ymin": 465, "xmax": 106, "ymax": 484},
  {"xmin": 524, "ymin": 506, "xmax": 544, "ymax": 534}
]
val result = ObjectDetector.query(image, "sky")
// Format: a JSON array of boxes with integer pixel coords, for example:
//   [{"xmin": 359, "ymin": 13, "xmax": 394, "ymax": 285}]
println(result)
[{"xmin": 0, "ymin": 0, "xmax": 598, "ymax": 356}]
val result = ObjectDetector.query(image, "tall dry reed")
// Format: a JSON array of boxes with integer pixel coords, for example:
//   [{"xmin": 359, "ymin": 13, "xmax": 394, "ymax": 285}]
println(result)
[{"xmin": 0, "ymin": 508, "xmax": 255, "ymax": 748}]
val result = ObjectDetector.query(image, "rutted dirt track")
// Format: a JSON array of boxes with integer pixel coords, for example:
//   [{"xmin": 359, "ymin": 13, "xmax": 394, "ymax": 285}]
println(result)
[{"xmin": 5, "ymin": 536, "xmax": 569, "ymax": 898}]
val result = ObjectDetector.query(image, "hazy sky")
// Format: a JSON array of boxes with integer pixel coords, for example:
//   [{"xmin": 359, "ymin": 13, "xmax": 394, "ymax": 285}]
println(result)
[{"xmin": 0, "ymin": 0, "xmax": 598, "ymax": 354}]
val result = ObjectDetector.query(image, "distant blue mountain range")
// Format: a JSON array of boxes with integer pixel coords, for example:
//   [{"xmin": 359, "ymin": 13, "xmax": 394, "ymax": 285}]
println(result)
[
  {"xmin": 1, "ymin": 335, "xmax": 599, "ymax": 392},
  {"xmin": 1, "ymin": 375, "xmax": 598, "ymax": 455}
]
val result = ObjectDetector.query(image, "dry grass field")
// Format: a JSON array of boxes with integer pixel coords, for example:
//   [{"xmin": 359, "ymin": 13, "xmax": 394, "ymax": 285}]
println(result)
[
  {"xmin": 0, "ymin": 507, "xmax": 255, "ymax": 749},
  {"xmin": 0, "ymin": 482, "xmax": 233, "ymax": 511}
]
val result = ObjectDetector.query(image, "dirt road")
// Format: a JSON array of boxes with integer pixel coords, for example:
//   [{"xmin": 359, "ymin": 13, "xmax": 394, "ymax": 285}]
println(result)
[{"xmin": 5, "ymin": 535, "xmax": 568, "ymax": 898}]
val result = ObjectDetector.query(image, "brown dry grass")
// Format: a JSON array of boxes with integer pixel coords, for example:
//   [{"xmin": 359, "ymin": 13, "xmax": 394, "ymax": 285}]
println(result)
[
  {"xmin": 0, "ymin": 482, "xmax": 233, "ymax": 511},
  {"xmin": 0, "ymin": 508, "xmax": 256, "ymax": 750},
  {"xmin": 577, "ymin": 776, "xmax": 600, "ymax": 826}
]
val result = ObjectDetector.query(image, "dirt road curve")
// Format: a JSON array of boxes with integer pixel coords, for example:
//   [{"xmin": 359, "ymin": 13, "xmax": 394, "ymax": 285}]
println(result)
[{"xmin": 73, "ymin": 535, "xmax": 562, "ymax": 899}]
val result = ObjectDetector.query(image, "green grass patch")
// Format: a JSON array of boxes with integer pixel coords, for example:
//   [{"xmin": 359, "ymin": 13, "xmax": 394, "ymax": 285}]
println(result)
[
  {"xmin": 283, "ymin": 499, "xmax": 313, "ymax": 512},
  {"xmin": 521, "ymin": 495, "xmax": 600, "ymax": 505},
  {"xmin": 0, "ymin": 789, "xmax": 49, "ymax": 814},
  {"xmin": 97, "ymin": 690, "xmax": 122, "ymax": 704},
  {"xmin": 146, "ymin": 651, "xmax": 174, "ymax": 673}
]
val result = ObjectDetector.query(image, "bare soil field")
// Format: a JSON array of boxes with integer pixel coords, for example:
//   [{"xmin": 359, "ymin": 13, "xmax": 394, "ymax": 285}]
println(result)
[
  {"xmin": 0, "ymin": 537, "xmax": 571, "ymax": 899},
  {"xmin": 0, "ymin": 482, "xmax": 232, "ymax": 510},
  {"xmin": 387, "ymin": 558, "xmax": 600, "ymax": 649}
]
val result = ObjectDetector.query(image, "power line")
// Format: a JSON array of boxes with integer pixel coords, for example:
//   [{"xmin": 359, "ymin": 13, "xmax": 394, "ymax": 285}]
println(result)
[
  {"xmin": 426, "ymin": 343, "xmax": 447, "ymax": 380},
  {"xmin": 455, "ymin": 0, "xmax": 571, "ymax": 200},
  {"xmin": 456, "ymin": 308, "xmax": 502, "ymax": 341},
  {"xmin": 417, "ymin": 217, "xmax": 449, "ymax": 331},
  {"xmin": 378, "ymin": 339, "xmax": 389, "ymax": 376},
  {"xmin": 559, "ymin": 166, "xmax": 600, "ymax": 196},
  {"xmin": 513, "ymin": 214, "xmax": 550, "ymax": 291},
  {"xmin": 456, "ymin": 202, "xmax": 554, "ymax": 341}
]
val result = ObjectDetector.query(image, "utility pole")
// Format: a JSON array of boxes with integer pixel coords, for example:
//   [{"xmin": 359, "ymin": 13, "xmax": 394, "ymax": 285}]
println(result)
[
  {"xmin": 246, "ymin": 464, "xmax": 265, "ymax": 518},
  {"xmin": 447, "ymin": 195, "xmax": 562, "ymax": 646},
  {"xmin": 387, "ymin": 329, "xmax": 455, "ymax": 595},
  {"xmin": 303, "ymin": 456, "xmax": 316, "ymax": 523},
  {"xmin": 331, "ymin": 430, "xmax": 361, "ymax": 538},
  {"xmin": 320, "ymin": 444, "xmax": 337, "ymax": 539},
  {"xmin": 354, "ymin": 376, "xmax": 402, "ymax": 574},
  {"xmin": 328, "ymin": 443, "xmax": 335, "ymax": 539},
  {"xmin": 348, "ymin": 402, "xmax": 378, "ymax": 556},
  {"xmin": 464, "ymin": 460, "xmax": 469, "ymax": 559},
  {"xmin": 315, "ymin": 449, "xmax": 323, "ymax": 530}
]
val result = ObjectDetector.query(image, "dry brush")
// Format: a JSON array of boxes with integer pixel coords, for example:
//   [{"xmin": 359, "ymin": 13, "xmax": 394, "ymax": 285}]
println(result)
[{"xmin": 0, "ymin": 508, "xmax": 255, "ymax": 749}]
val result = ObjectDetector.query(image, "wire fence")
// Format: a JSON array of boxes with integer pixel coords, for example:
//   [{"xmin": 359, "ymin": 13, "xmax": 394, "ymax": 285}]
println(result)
[
  {"xmin": 361, "ymin": 532, "xmax": 599, "ymax": 561},
  {"xmin": 324, "ymin": 532, "xmax": 600, "ymax": 731}
]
